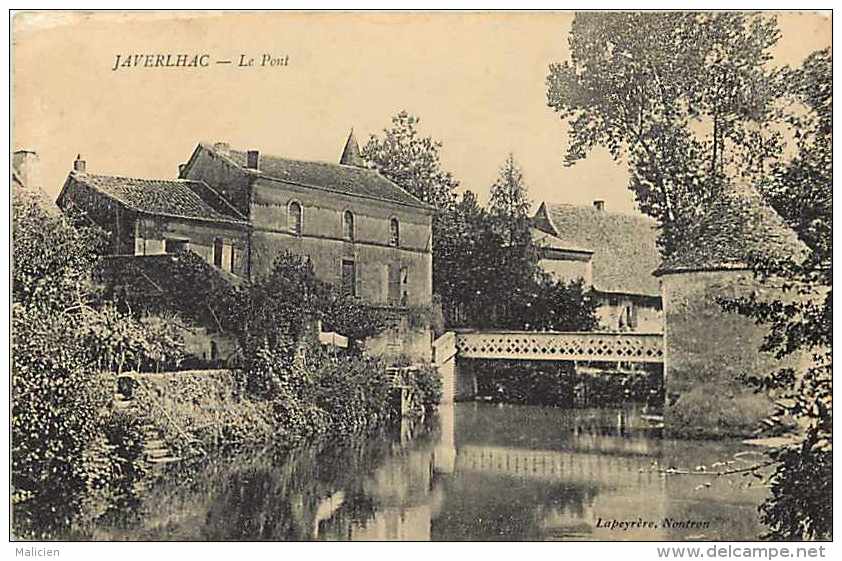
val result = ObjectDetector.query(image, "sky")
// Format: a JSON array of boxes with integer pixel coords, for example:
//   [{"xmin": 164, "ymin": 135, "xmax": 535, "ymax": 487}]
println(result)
[{"xmin": 12, "ymin": 11, "xmax": 831, "ymax": 216}]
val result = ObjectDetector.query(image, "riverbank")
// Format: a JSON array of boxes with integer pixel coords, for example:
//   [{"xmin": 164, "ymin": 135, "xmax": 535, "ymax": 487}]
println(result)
[{"xmin": 117, "ymin": 356, "xmax": 442, "ymax": 460}]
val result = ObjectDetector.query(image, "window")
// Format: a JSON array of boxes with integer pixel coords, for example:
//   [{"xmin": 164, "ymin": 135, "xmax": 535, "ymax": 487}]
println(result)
[
  {"xmin": 390, "ymin": 218, "xmax": 400, "ymax": 247},
  {"xmin": 388, "ymin": 264, "xmax": 401, "ymax": 304},
  {"xmin": 289, "ymin": 201, "xmax": 302, "ymax": 236},
  {"xmin": 343, "ymin": 210, "xmax": 355, "ymax": 241},
  {"xmin": 213, "ymin": 238, "xmax": 223, "ymax": 268},
  {"xmin": 341, "ymin": 259, "xmax": 356, "ymax": 297},
  {"xmin": 165, "ymin": 238, "xmax": 189, "ymax": 253},
  {"xmin": 400, "ymin": 267, "xmax": 409, "ymax": 306}
]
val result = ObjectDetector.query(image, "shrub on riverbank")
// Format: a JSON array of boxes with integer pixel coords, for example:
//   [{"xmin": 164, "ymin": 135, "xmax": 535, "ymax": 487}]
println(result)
[
  {"xmin": 125, "ymin": 353, "xmax": 442, "ymax": 454},
  {"xmin": 127, "ymin": 370, "xmax": 274, "ymax": 455},
  {"xmin": 665, "ymin": 383, "xmax": 773, "ymax": 439}
]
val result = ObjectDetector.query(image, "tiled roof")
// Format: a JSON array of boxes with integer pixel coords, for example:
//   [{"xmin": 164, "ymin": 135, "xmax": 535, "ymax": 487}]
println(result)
[
  {"xmin": 656, "ymin": 185, "xmax": 808, "ymax": 275},
  {"xmin": 65, "ymin": 172, "xmax": 248, "ymax": 225},
  {"xmin": 206, "ymin": 143, "xmax": 433, "ymax": 211},
  {"xmin": 534, "ymin": 202, "xmax": 662, "ymax": 297}
]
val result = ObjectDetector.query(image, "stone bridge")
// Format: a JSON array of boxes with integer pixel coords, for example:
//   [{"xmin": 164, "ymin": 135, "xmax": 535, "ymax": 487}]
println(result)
[{"xmin": 433, "ymin": 330, "xmax": 664, "ymax": 403}]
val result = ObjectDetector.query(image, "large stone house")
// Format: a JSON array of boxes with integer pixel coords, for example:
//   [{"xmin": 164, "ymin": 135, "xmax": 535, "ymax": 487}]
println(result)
[
  {"xmin": 531, "ymin": 200, "xmax": 663, "ymax": 333},
  {"xmin": 56, "ymin": 132, "xmax": 435, "ymax": 360}
]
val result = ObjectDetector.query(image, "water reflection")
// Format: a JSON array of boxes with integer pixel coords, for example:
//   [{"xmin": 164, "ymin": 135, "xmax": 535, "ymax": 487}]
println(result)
[{"xmin": 88, "ymin": 403, "xmax": 770, "ymax": 541}]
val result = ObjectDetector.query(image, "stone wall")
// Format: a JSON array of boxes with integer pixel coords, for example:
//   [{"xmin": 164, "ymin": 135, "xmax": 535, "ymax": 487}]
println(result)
[
  {"xmin": 182, "ymin": 146, "xmax": 254, "ymax": 216},
  {"xmin": 660, "ymin": 269, "xmax": 798, "ymax": 436}
]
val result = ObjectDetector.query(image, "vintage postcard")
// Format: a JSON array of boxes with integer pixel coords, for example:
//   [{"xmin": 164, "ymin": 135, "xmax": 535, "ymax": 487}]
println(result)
[{"xmin": 9, "ymin": 9, "xmax": 832, "ymax": 548}]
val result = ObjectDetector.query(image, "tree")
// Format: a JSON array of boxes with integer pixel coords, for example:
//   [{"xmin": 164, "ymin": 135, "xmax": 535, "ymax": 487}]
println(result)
[
  {"xmin": 362, "ymin": 111, "xmax": 463, "ymax": 318},
  {"xmin": 722, "ymin": 49, "xmax": 832, "ymax": 541},
  {"xmin": 488, "ymin": 153, "xmax": 532, "ymax": 247},
  {"xmin": 547, "ymin": 12, "xmax": 783, "ymax": 255},
  {"xmin": 548, "ymin": 14, "xmax": 831, "ymax": 539},
  {"xmin": 12, "ymin": 189, "xmax": 111, "ymax": 537},
  {"xmin": 362, "ymin": 111, "xmax": 459, "ymax": 210}
]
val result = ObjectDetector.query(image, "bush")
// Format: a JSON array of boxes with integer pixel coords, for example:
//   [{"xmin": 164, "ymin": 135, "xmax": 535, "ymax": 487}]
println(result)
[
  {"xmin": 11, "ymin": 305, "xmax": 112, "ymax": 539},
  {"xmin": 129, "ymin": 371, "xmax": 274, "ymax": 454},
  {"xmin": 408, "ymin": 363, "xmax": 443, "ymax": 410},
  {"xmin": 666, "ymin": 383, "xmax": 773, "ymax": 439}
]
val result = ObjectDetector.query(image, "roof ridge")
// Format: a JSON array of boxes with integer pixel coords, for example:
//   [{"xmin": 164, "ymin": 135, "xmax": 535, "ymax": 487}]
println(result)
[
  {"xmin": 211, "ymin": 143, "xmax": 435, "ymax": 211},
  {"xmin": 544, "ymin": 201, "xmax": 657, "ymax": 222},
  {"xmin": 81, "ymin": 171, "xmax": 203, "ymax": 184}
]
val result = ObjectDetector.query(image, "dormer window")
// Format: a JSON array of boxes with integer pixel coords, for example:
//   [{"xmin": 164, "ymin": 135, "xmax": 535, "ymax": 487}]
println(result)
[
  {"xmin": 390, "ymin": 218, "xmax": 400, "ymax": 247},
  {"xmin": 289, "ymin": 201, "xmax": 302, "ymax": 237},
  {"xmin": 343, "ymin": 210, "xmax": 355, "ymax": 241}
]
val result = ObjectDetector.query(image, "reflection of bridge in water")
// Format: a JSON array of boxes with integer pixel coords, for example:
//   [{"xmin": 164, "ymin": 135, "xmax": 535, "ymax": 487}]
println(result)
[{"xmin": 454, "ymin": 445, "xmax": 664, "ymax": 487}]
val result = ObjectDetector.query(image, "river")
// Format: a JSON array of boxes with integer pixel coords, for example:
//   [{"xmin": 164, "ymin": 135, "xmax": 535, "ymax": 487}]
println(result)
[{"xmin": 89, "ymin": 402, "xmax": 772, "ymax": 541}]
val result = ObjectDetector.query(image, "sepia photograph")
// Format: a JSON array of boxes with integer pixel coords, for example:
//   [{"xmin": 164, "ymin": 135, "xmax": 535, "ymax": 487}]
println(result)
[{"xmin": 8, "ymin": 8, "xmax": 833, "ymax": 546}]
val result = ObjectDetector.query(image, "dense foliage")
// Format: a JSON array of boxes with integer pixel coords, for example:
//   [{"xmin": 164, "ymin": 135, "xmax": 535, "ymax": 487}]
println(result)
[
  {"xmin": 12, "ymin": 188, "xmax": 430, "ymax": 538},
  {"xmin": 11, "ymin": 190, "xmax": 150, "ymax": 537},
  {"xmin": 722, "ymin": 49, "xmax": 832, "ymax": 540}
]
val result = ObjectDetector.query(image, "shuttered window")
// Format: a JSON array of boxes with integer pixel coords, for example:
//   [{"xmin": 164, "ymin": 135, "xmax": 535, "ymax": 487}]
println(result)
[
  {"xmin": 213, "ymin": 238, "xmax": 223, "ymax": 268},
  {"xmin": 388, "ymin": 264, "xmax": 401, "ymax": 304},
  {"xmin": 342, "ymin": 259, "xmax": 356, "ymax": 297}
]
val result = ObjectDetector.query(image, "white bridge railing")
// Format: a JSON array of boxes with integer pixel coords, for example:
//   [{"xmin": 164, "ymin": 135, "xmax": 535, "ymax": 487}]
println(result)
[{"xmin": 454, "ymin": 330, "xmax": 664, "ymax": 364}]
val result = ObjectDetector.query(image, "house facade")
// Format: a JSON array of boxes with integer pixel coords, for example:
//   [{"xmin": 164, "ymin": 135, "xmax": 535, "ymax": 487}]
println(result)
[
  {"xmin": 178, "ymin": 134, "xmax": 434, "ymax": 308},
  {"xmin": 531, "ymin": 200, "xmax": 663, "ymax": 333},
  {"xmin": 56, "ymin": 132, "xmax": 435, "ymax": 361}
]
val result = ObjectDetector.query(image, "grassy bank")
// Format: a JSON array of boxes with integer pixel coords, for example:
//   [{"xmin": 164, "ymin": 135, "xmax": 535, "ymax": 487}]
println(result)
[
  {"xmin": 123, "ymin": 356, "xmax": 441, "ymax": 459},
  {"xmin": 664, "ymin": 383, "xmax": 776, "ymax": 440}
]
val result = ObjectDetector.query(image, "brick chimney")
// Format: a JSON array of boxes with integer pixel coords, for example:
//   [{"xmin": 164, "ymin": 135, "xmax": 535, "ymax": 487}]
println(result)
[
  {"xmin": 246, "ymin": 150, "xmax": 260, "ymax": 170},
  {"xmin": 12, "ymin": 149, "xmax": 40, "ymax": 188},
  {"xmin": 593, "ymin": 200, "xmax": 605, "ymax": 212},
  {"xmin": 178, "ymin": 163, "xmax": 187, "ymax": 177},
  {"xmin": 73, "ymin": 154, "xmax": 86, "ymax": 173}
]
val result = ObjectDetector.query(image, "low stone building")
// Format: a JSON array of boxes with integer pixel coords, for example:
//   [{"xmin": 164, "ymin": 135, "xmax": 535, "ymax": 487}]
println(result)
[
  {"xmin": 531, "ymin": 200, "xmax": 663, "ymax": 333},
  {"xmin": 654, "ymin": 185, "xmax": 809, "ymax": 436},
  {"xmin": 56, "ymin": 132, "xmax": 436, "ymax": 362}
]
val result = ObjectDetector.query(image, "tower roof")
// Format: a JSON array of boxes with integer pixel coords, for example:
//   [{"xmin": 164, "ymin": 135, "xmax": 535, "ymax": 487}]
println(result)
[{"xmin": 339, "ymin": 128, "xmax": 366, "ymax": 168}]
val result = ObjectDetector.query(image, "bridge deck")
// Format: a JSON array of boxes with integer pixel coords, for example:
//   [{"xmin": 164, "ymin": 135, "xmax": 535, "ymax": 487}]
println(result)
[{"xmin": 454, "ymin": 331, "xmax": 664, "ymax": 364}]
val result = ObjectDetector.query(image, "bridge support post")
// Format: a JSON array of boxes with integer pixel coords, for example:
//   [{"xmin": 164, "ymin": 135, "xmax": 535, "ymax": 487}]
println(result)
[{"xmin": 433, "ymin": 332, "xmax": 457, "ymax": 404}]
